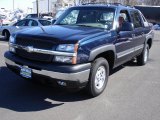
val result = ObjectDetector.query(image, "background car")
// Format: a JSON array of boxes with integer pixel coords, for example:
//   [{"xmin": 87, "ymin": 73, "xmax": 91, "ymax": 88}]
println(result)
[
  {"xmin": 0, "ymin": 18, "xmax": 51, "ymax": 40},
  {"xmin": 25, "ymin": 14, "xmax": 38, "ymax": 19}
]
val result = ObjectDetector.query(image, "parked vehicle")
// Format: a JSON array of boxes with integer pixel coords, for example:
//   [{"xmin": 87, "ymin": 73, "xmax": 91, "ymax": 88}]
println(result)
[
  {"xmin": 0, "ymin": 18, "xmax": 51, "ymax": 40},
  {"xmin": 25, "ymin": 14, "xmax": 38, "ymax": 19},
  {"xmin": 5, "ymin": 3, "xmax": 154, "ymax": 97}
]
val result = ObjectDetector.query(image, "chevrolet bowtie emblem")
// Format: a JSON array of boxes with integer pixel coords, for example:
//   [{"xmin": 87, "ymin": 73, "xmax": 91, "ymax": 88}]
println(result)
[{"xmin": 25, "ymin": 46, "xmax": 34, "ymax": 53}]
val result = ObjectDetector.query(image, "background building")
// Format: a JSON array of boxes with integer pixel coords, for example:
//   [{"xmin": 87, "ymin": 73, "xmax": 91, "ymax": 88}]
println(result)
[{"xmin": 32, "ymin": 0, "xmax": 74, "ymax": 15}]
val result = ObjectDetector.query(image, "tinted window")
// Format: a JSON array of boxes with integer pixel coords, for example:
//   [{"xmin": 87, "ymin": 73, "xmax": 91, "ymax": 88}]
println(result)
[
  {"xmin": 15, "ymin": 20, "xmax": 27, "ymax": 26},
  {"xmin": 38, "ymin": 20, "xmax": 51, "ymax": 26},
  {"xmin": 130, "ymin": 11, "xmax": 143, "ymax": 28}
]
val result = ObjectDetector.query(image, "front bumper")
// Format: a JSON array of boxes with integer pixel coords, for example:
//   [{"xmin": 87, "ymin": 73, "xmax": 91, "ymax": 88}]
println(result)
[{"xmin": 4, "ymin": 51, "xmax": 91, "ymax": 89}]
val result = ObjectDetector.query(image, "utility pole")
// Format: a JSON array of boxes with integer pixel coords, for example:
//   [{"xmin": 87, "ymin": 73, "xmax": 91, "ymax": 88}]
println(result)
[
  {"xmin": 36, "ymin": 0, "xmax": 39, "ymax": 17},
  {"xmin": 48, "ymin": 0, "xmax": 49, "ymax": 14},
  {"xmin": 13, "ymin": 0, "xmax": 14, "ymax": 11}
]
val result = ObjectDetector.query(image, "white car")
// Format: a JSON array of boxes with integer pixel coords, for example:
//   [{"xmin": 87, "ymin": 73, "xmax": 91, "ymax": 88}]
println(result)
[{"xmin": 0, "ymin": 18, "xmax": 51, "ymax": 40}]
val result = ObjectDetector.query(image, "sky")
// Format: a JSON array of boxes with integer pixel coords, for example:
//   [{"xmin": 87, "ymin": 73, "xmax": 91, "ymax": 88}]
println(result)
[{"xmin": 0, "ymin": 0, "xmax": 35, "ymax": 11}]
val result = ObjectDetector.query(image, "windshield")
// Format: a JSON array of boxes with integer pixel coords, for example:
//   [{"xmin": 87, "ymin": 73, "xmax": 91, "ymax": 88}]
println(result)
[{"xmin": 56, "ymin": 7, "xmax": 115, "ymax": 30}]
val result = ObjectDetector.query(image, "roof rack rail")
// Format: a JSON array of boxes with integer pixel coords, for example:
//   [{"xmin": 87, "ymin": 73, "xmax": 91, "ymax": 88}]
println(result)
[
  {"xmin": 81, "ymin": 2, "xmax": 122, "ymax": 6},
  {"xmin": 81, "ymin": 2, "xmax": 135, "ymax": 8}
]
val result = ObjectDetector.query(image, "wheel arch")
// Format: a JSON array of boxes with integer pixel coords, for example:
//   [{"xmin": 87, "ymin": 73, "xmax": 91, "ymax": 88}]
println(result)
[
  {"xmin": 2, "ymin": 29, "xmax": 10, "ymax": 36},
  {"xmin": 89, "ymin": 45, "xmax": 116, "ymax": 69},
  {"xmin": 147, "ymin": 38, "xmax": 152, "ymax": 49}
]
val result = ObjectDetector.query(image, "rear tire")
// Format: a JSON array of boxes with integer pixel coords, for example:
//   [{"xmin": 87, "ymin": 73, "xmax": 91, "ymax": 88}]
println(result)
[
  {"xmin": 87, "ymin": 57, "xmax": 109, "ymax": 97},
  {"xmin": 137, "ymin": 44, "xmax": 149, "ymax": 66}
]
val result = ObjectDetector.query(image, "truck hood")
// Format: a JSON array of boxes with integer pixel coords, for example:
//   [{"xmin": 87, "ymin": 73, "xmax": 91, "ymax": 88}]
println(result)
[{"xmin": 17, "ymin": 25, "xmax": 107, "ymax": 44}]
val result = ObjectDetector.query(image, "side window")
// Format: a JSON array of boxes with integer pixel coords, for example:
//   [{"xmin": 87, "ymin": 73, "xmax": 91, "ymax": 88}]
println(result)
[
  {"xmin": 60, "ymin": 10, "xmax": 79, "ymax": 25},
  {"xmin": 38, "ymin": 20, "xmax": 51, "ymax": 26},
  {"xmin": 119, "ymin": 10, "xmax": 131, "ymax": 22},
  {"xmin": 15, "ymin": 20, "xmax": 27, "ymax": 26},
  {"xmin": 130, "ymin": 11, "xmax": 143, "ymax": 28},
  {"xmin": 28, "ymin": 20, "xmax": 38, "ymax": 26}
]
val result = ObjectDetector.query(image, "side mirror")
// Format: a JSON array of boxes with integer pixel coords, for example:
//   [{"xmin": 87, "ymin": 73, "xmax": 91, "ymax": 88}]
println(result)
[
  {"xmin": 148, "ymin": 22, "xmax": 153, "ymax": 27},
  {"xmin": 119, "ymin": 22, "xmax": 134, "ymax": 32}
]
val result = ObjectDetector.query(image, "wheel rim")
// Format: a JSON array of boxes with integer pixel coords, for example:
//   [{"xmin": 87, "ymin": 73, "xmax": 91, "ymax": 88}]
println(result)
[
  {"xmin": 95, "ymin": 66, "xmax": 106, "ymax": 90},
  {"xmin": 144, "ymin": 47, "xmax": 148, "ymax": 63}
]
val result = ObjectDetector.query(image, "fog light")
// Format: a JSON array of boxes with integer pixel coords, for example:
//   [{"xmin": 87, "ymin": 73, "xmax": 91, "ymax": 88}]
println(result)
[
  {"xmin": 57, "ymin": 81, "xmax": 67, "ymax": 86},
  {"xmin": 54, "ymin": 56, "xmax": 72, "ymax": 63},
  {"xmin": 9, "ymin": 46, "xmax": 15, "ymax": 53}
]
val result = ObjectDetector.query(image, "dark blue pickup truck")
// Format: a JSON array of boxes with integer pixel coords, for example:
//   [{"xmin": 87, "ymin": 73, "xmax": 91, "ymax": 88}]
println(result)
[{"xmin": 4, "ymin": 3, "xmax": 154, "ymax": 97}]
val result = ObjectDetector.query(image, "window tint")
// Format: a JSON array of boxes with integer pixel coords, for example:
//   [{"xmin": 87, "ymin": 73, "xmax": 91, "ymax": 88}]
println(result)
[
  {"xmin": 15, "ymin": 20, "xmax": 27, "ymax": 26},
  {"xmin": 130, "ymin": 11, "xmax": 143, "ymax": 28},
  {"xmin": 38, "ymin": 20, "xmax": 51, "ymax": 26},
  {"xmin": 28, "ymin": 20, "xmax": 38, "ymax": 26}
]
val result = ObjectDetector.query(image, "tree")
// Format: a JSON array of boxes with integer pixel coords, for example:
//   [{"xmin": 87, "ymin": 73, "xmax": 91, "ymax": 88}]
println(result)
[{"xmin": 144, "ymin": 0, "xmax": 160, "ymax": 5}]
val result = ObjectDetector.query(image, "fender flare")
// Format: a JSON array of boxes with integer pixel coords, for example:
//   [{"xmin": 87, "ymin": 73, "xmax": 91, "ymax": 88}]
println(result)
[{"xmin": 89, "ymin": 44, "xmax": 116, "ymax": 61}]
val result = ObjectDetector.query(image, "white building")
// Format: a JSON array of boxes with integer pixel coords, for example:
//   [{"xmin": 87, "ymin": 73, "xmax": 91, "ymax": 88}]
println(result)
[
  {"xmin": 32, "ymin": 0, "xmax": 74, "ymax": 14},
  {"xmin": 33, "ymin": 0, "xmax": 56, "ymax": 14}
]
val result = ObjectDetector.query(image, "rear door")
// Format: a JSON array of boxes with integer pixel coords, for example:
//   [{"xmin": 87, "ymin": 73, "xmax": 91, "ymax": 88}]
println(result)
[{"xmin": 130, "ymin": 10, "xmax": 146, "ymax": 56}]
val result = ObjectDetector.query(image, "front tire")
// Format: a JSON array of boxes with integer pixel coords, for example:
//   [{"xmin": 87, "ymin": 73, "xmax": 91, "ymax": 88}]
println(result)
[
  {"xmin": 3, "ymin": 30, "xmax": 10, "ymax": 41},
  {"xmin": 87, "ymin": 57, "xmax": 109, "ymax": 97},
  {"xmin": 137, "ymin": 44, "xmax": 149, "ymax": 66}
]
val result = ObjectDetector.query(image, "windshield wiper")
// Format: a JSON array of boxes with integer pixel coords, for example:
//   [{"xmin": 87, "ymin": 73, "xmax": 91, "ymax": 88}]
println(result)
[{"xmin": 76, "ymin": 24, "xmax": 93, "ymax": 27}]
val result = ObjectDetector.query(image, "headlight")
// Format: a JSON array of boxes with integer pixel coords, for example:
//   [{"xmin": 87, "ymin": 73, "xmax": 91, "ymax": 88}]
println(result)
[
  {"xmin": 9, "ymin": 36, "xmax": 16, "ymax": 53},
  {"xmin": 55, "ymin": 44, "xmax": 78, "ymax": 64},
  {"xmin": 56, "ymin": 44, "xmax": 75, "ymax": 52},
  {"xmin": 9, "ymin": 36, "xmax": 15, "ymax": 43},
  {"xmin": 54, "ymin": 56, "xmax": 73, "ymax": 63}
]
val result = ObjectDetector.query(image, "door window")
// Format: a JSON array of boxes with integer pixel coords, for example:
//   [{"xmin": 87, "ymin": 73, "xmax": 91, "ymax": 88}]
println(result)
[
  {"xmin": 130, "ymin": 11, "xmax": 143, "ymax": 28},
  {"xmin": 28, "ymin": 20, "xmax": 38, "ymax": 26}
]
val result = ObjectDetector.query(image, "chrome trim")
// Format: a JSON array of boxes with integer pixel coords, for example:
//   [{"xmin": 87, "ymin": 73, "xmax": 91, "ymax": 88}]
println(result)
[
  {"xmin": 117, "ymin": 44, "xmax": 144, "ymax": 58},
  {"xmin": 135, "ymin": 44, "xmax": 144, "ymax": 51},
  {"xmin": 117, "ymin": 48, "xmax": 134, "ymax": 58},
  {"xmin": 9, "ymin": 43, "xmax": 76, "ymax": 57}
]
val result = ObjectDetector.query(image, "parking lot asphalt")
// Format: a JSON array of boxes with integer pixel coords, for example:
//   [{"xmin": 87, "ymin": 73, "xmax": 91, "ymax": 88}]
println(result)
[{"xmin": 0, "ymin": 31, "xmax": 160, "ymax": 120}]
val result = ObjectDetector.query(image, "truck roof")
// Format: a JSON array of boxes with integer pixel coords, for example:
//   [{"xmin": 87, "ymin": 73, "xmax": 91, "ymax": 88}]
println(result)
[{"xmin": 73, "ymin": 3, "xmax": 137, "ymax": 11}]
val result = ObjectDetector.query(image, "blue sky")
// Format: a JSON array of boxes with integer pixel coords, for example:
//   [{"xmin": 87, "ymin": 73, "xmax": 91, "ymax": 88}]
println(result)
[{"xmin": 0, "ymin": 0, "xmax": 35, "ymax": 10}]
